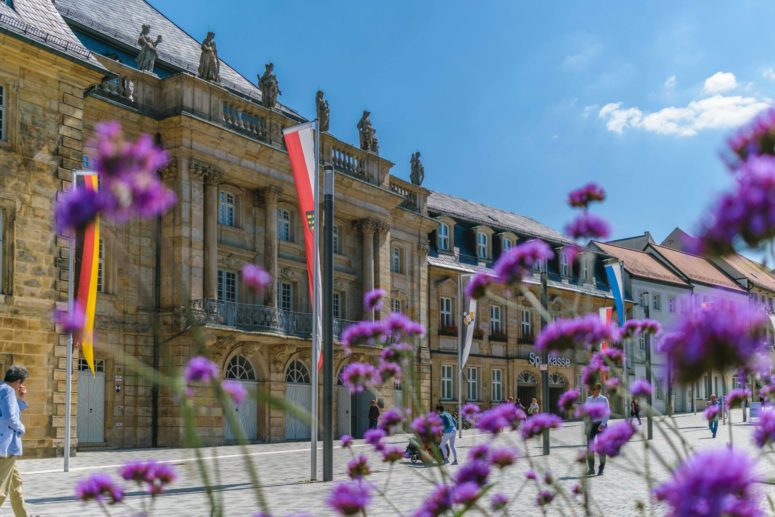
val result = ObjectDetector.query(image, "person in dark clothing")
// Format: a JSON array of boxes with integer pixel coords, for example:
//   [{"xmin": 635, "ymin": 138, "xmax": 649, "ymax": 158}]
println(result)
[
  {"xmin": 630, "ymin": 399, "xmax": 642, "ymax": 425},
  {"xmin": 368, "ymin": 399, "xmax": 380, "ymax": 430}
]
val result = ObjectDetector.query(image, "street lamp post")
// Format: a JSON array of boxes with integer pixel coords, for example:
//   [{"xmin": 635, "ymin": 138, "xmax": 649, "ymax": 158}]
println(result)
[
  {"xmin": 540, "ymin": 269, "xmax": 550, "ymax": 456},
  {"xmin": 642, "ymin": 292, "xmax": 654, "ymax": 441}
]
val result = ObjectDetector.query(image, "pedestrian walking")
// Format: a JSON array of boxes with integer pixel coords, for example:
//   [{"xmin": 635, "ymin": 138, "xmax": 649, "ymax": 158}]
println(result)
[
  {"xmin": 515, "ymin": 397, "xmax": 527, "ymax": 412},
  {"xmin": 0, "ymin": 365, "xmax": 30, "ymax": 516},
  {"xmin": 630, "ymin": 399, "xmax": 642, "ymax": 425},
  {"xmin": 436, "ymin": 404, "xmax": 458, "ymax": 465},
  {"xmin": 706, "ymin": 394, "xmax": 722, "ymax": 438},
  {"xmin": 528, "ymin": 397, "xmax": 540, "ymax": 416},
  {"xmin": 585, "ymin": 383, "xmax": 609, "ymax": 476},
  {"xmin": 368, "ymin": 399, "xmax": 380, "ymax": 430}
]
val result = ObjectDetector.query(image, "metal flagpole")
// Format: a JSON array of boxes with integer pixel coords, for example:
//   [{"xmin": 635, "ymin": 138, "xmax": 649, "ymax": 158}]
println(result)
[
  {"xmin": 64, "ymin": 204, "xmax": 76, "ymax": 472},
  {"xmin": 540, "ymin": 269, "xmax": 550, "ymax": 455},
  {"xmin": 457, "ymin": 273, "xmax": 463, "ymax": 439},
  {"xmin": 310, "ymin": 120, "xmax": 321, "ymax": 481},
  {"xmin": 322, "ymin": 165, "xmax": 335, "ymax": 481}
]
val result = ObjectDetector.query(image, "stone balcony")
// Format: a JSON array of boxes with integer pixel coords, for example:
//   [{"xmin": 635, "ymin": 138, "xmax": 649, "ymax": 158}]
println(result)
[{"xmin": 190, "ymin": 299, "xmax": 357, "ymax": 341}]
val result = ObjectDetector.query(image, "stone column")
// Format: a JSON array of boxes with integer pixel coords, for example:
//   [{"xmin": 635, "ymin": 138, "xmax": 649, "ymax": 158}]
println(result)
[
  {"xmin": 356, "ymin": 219, "xmax": 377, "ymax": 320},
  {"xmin": 262, "ymin": 185, "xmax": 281, "ymax": 307},
  {"xmin": 203, "ymin": 168, "xmax": 222, "ymax": 300},
  {"xmin": 373, "ymin": 220, "xmax": 391, "ymax": 320}
]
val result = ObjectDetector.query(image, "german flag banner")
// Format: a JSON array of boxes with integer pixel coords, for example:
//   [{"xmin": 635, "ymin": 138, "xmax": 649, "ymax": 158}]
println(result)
[{"xmin": 74, "ymin": 172, "xmax": 100, "ymax": 375}]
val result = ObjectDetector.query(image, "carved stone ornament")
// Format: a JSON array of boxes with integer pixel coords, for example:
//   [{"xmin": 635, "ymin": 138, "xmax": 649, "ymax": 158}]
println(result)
[
  {"xmin": 410, "ymin": 151, "xmax": 425, "ymax": 186},
  {"xmin": 198, "ymin": 32, "xmax": 220, "ymax": 82},
  {"xmin": 136, "ymin": 24, "xmax": 162, "ymax": 72},
  {"xmin": 356, "ymin": 110, "xmax": 379, "ymax": 154},
  {"xmin": 189, "ymin": 159, "xmax": 213, "ymax": 180},
  {"xmin": 353, "ymin": 218, "xmax": 379, "ymax": 235},
  {"xmin": 316, "ymin": 90, "xmax": 330, "ymax": 132},
  {"xmin": 258, "ymin": 63, "xmax": 282, "ymax": 109},
  {"xmin": 160, "ymin": 159, "xmax": 178, "ymax": 181},
  {"xmin": 204, "ymin": 168, "xmax": 224, "ymax": 186}
]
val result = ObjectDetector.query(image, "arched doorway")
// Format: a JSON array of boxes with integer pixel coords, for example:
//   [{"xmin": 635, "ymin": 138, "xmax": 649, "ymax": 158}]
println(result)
[
  {"xmin": 517, "ymin": 370, "xmax": 537, "ymax": 409},
  {"xmin": 548, "ymin": 373, "xmax": 568, "ymax": 416},
  {"xmin": 284, "ymin": 360, "xmax": 311, "ymax": 440},
  {"xmin": 224, "ymin": 355, "xmax": 258, "ymax": 441}
]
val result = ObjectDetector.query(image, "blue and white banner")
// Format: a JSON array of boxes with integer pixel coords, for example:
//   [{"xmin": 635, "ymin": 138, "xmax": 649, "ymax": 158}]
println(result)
[{"xmin": 604, "ymin": 262, "xmax": 625, "ymax": 326}]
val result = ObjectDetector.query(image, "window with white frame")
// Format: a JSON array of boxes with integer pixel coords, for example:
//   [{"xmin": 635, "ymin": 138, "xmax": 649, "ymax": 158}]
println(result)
[
  {"xmin": 639, "ymin": 333, "xmax": 646, "ymax": 351},
  {"xmin": 521, "ymin": 309, "xmax": 532, "ymax": 337},
  {"xmin": 476, "ymin": 232, "xmax": 488, "ymax": 259},
  {"xmin": 668, "ymin": 295, "xmax": 676, "ymax": 313},
  {"xmin": 490, "ymin": 305, "xmax": 502, "ymax": 335},
  {"xmin": 655, "ymin": 383, "xmax": 663, "ymax": 400},
  {"xmin": 438, "ymin": 222, "xmax": 449, "ymax": 251},
  {"xmin": 491, "ymin": 369, "xmax": 503, "ymax": 402},
  {"xmin": 219, "ymin": 191, "xmax": 236, "ymax": 226},
  {"xmin": 278, "ymin": 208, "xmax": 292, "ymax": 241},
  {"xmin": 581, "ymin": 256, "xmax": 590, "ymax": 282},
  {"xmin": 560, "ymin": 249, "xmax": 570, "ymax": 276},
  {"xmin": 533, "ymin": 257, "xmax": 546, "ymax": 273},
  {"xmin": 217, "ymin": 270, "xmax": 237, "ymax": 302},
  {"xmin": 467, "ymin": 367, "xmax": 479, "ymax": 401},
  {"xmin": 279, "ymin": 282, "xmax": 293, "ymax": 311},
  {"xmin": 502, "ymin": 238, "xmax": 512, "ymax": 252},
  {"xmin": 0, "ymin": 85, "xmax": 5, "ymax": 141},
  {"xmin": 653, "ymin": 293, "xmax": 662, "ymax": 311},
  {"xmin": 391, "ymin": 246, "xmax": 401, "ymax": 273},
  {"xmin": 332, "ymin": 225, "xmax": 340, "ymax": 254},
  {"xmin": 333, "ymin": 291, "xmax": 342, "ymax": 319},
  {"xmin": 440, "ymin": 297, "xmax": 453, "ymax": 328},
  {"xmin": 97, "ymin": 238, "xmax": 105, "ymax": 293},
  {"xmin": 441, "ymin": 365, "xmax": 453, "ymax": 400},
  {"xmin": 392, "ymin": 298, "xmax": 401, "ymax": 313}
]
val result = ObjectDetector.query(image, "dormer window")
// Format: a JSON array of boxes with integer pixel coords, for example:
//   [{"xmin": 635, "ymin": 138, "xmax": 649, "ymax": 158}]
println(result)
[
  {"xmin": 502, "ymin": 238, "xmax": 512, "ymax": 252},
  {"xmin": 438, "ymin": 222, "xmax": 449, "ymax": 251},
  {"xmin": 476, "ymin": 232, "xmax": 488, "ymax": 260},
  {"xmin": 560, "ymin": 249, "xmax": 570, "ymax": 277}
]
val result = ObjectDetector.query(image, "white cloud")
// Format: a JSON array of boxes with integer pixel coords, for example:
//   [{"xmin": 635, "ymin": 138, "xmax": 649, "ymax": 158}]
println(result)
[
  {"xmin": 703, "ymin": 71, "xmax": 737, "ymax": 94},
  {"xmin": 763, "ymin": 67, "xmax": 775, "ymax": 81},
  {"xmin": 664, "ymin": 75, "xmax": 677, "ymax": 92}
]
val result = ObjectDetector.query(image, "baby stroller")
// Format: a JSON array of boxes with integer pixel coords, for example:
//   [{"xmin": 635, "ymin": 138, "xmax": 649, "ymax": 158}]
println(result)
[
  {"xmin": 404, "ymin": 440, "xmax": 422, "ymax": 464},
  {"xmin": 403, "ymin": 437, "xmax": 444, "ymax": 465}
]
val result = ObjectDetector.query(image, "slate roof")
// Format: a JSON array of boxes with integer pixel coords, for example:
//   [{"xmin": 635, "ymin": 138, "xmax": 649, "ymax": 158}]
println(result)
[
  {"xmin": 0, "ymin": 0, "xmax": 103, "ymax": 68},
  {"xmin": 720, "ymin": 253, "xmax": 775, "ymax": 292},
  {"xmin": 649, "ymin": 244, "xmax": 744, "ymax": 292},
  {"xmin": 55, "ymin": 0, "xmax": 300, "ymax": 118},
  {"xmin": 427, "ymin": 191, "xmax": 574, "ymax": 245},
  {"xmin": 594, "ymin": 242, "xmax": 689, "ymax": 287}
]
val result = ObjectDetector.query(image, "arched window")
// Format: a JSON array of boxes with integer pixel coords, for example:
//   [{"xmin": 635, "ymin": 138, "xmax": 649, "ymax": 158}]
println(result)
[
  {"xmin": 549, "ymin": 373, "xmax": 567, "ymax": 387},
  {"xmin": 517, "ymin": 371, "xmax": 537, "ymax": 385},
  {"xmin": 285, "ymin": 360, "xmax": 310, "ymax": 384},
  {"xmin": 225, "ymin": 355, "xmax": 256, "ymax": 380}
]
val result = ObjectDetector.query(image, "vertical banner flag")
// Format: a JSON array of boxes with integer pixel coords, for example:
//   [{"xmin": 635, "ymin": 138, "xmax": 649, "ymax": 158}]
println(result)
[
  {"xmin": 283, "ymin": 122, "xmax": 322, "ymax": 370},
  {"xmin": 604, "ymin": 262, "xmax": 625, "ymax": 326},
  {"xmin": 74, "ymin": 172, "xmax": 100, "ymax": 375},
  {"xmin": 598, "ymin": 307, "xmax": 612, "ymax": 352},
  {"xmin": 461, "ymin": 295, "xmax": 477, "ymax": 368}
]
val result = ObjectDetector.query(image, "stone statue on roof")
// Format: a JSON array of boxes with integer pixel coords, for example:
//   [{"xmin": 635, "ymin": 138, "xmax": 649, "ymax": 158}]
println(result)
[
  {"xmin": 258, "ymin": 63, "xmax": 281, "ymax": 109},
  {"xmin": 357, "ymin": 110, "xmax": 378, "ymax": 153},
  {"xmin": 316, "ymin": 90, "xmax": 330, "ymax": 132},
  {"xmin": 410, "ymin": 151, "xmax": 424, "ymax": 185},
  {"xmin": 136, "ymin": 24, "xmax": 162, "ymax": 72},
  {"xmin": 198, "ymin": 32, "xmax": 220, "ymax": 82}
]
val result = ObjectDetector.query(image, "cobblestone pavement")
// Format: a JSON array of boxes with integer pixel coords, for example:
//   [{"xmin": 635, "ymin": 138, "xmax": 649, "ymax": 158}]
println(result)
[{"xmin": 10, "ymin": 409, "xmax": 775, "ymax": 516}]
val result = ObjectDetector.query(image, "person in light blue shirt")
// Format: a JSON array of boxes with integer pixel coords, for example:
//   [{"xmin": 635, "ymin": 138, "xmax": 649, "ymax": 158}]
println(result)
[
  {"xmin": 585, "ymin": 383, "xmax": 610, "ymax": 477},
  {"xmin": 0, "ymin": 365, "xmax": 29, "ymax": 517},
  {"xmin": 436, "ymin": 404, "xmax": 458, "ymax": 465}
]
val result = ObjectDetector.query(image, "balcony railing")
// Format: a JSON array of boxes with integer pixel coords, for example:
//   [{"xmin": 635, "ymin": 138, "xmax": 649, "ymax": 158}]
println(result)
[{"xmin": 191, "ymin": 299, "xmax": 357, "ymax": 340}]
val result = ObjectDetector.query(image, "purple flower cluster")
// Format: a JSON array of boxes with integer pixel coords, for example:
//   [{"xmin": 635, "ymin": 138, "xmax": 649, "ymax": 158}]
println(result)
[
  {"xmin": 630, "ymin": 379, "xmax": 653, "ymax": 398},
  {"xmin": 340, "ymin": 362, "xmax": 378, "ymax": 393},
  {"xmin": 327, "ymin": 481, "xmax": 372, "ymax": 516},
  {"xmin": 364, "ymin": 429, "xmax": 386, "ymax": 451},
  {"xmin": 489, "ymin": 447, "xmax": 518, "ymax": 469},
  {"xmin": 604, "ymin": 377, "xmax": 620, "ymax": 392},
  {"xmin": 184, "ymin": 356, "xmax": 218, "ymax": 383},
  {"xmin": 341, "ymin": 315, "xmax": 425, "ymax": 352},
  {"xmin": 381, "ymin": 445, "xmax": 404, "ymax": 463},
  {"xmin": 592, "ymin": 422, "xmax": 636, "ymax": 457},
  {"xmin": 760, "ymin": 383, "xmax": 775, "ymax": 401},
  {"xmin": 241, "ymin": 264, "xmax": 271, "ymax": 293},
  {"xmin": 460, "ymin": 403, "xmax": 481, "ymax": 423},
  {"xmin": 520, "ymin": 413, "xmax": 562, "ymax": 439},
  {"xmin": 580, "ymin": 354, "xmax": 610, "ymax": 388},
  {"xmin": 476, "ymin": 402, "xmax": 526, "ymax": 434},
  {"xmin": 75, "ymin": 473, "xmax": 124, "ymax": 504},
  {"xmin": 454, "ymin": 460, "xmax": 491, "ymax": 487},
  {"xmin": 557, "ymin": 388, "xmax": 579, "ymax": 413},
  {"xmin": 346, "ymin": 455, "xmax": 370, "ymax": 479},
  {"xmin": 568, "ymin": 182, "xmax": 606, "ymax": 208},
  {"xmin": 412, "ymin": 485, "xmax": 453, "ymax": 517},
  {"xmin": 658, "ymin": 298, "xmax": 769, "ymax": 383},
  {"xmin": 54, "ymin": 303, "xmax": 85, "ymax": 335},
  {"xmin": 654, "ymin": 448, "xmax": 763, "ymax": 517},
  {"xmin": 753, "ymin": 407, "xmax": 775, "ymax": 448},
  {"xmin": 411, "ymin": 412, "xmax": 444, "ymax": 445},
  {"xmin": 490, "ymin": 493, "xmax": 509, "ymax": 511},
  {"xmin": 221, "ymin": 380, "xmax": 248, "ymax": 404},
  {"xmin": 119, "ymin": 460, "xmax": 177, "ymax": 495},
  {"xmin": 564, "ymin": 212, "xmax": 611, "ymax": 241},
  {"xmin": 726, "ymin": 107, "xmax": 775, "ymax": 166},
  {"xmin": 576, "ymin": 400, "xmax": 610, "ymax": 422},
  {"xmin": 536, "ymin": 490, "xmax": 555, "ymax": 507},
  {"xmin": 704, "ymin": 405, "xmax": 720, "ymax": 421},
  {"xmin": 465, "ymin": 273, "xmax": 496, "ymax": 299},
  {"xmin": 340, "ymin": 435, "xmax": 353, "ymax": 448},
  {"xmin": 363, "ymin": 288, "xmax": 387, "ymax": 312},
  {"xmin": 451, "ymin": 482, "xmax": 480, "ymax": 506},
  {"xmin": 535, "ymin": 314, "xmax": 618, "ymax": 352},
  {"xmin": 621, "ymin": 319, "xmax": 662, "ymax": 339},
  {"xmin": 492, "ymin": 239, "xmax": 555, "ymax": 286},
  {"xmin": 725, "ymin": 388, "xmax": 750, "ymax": 408},
  {"xmin": 378, "ymin": 407, "xmax": 405, "ymax": 434}
]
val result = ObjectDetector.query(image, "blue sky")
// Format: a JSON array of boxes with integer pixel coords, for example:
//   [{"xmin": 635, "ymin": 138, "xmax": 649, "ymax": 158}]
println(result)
[{"xmin": 154, "ymin": 0, "xmax": 775, "ymax": 243}]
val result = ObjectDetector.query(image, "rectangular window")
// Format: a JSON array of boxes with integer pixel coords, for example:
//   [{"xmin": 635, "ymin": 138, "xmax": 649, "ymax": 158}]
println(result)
[
  {"xmin": 392, "ymin": 298, "xmax": 401, "ymax": 313},
  {"xmin": 521, "ymin": 309, "xmax": 532, "ymax": 338},
  {"xmin": 490, "ymin": 305, "xmax": 502, "ymax": 334},
  {"xmin": 218, "ymin": 191, "xmax": 235, "ymax": 226},
  {"xmin": 97, "ymin": 238, "xmax": 105, "ymax": 293},
  {"xmin": 278, "ymin": 208, "xmax": 291, "ymax": 241},
  {"xmin": 0, "ymin": 85, "xmax": 5, "ymax": 141},
  {"xmin": 333, "ymin": 225, "xmax": 340, "ymax": 254},
  {"xmin": 653, "ymin": 293, "xmax": 662, "ymax": 311},
  {"xmin": 668, "ymin": 295, "xmax": 675, "ymax": 313},
  {"xmin": 440, "ymin": 297, "xmax": 453, "ymax": 328},
  {"xmin": 502, "ymin": 238, "xmax": 512, "ymax": 252},
  {"xmin": 391, "ymin": 246, "xmax": 401, "ymax": 273},
  {"xmin": 441, "ymin": 365, "xmax": 453, "ymax": 400},
  {"xmin": 467, "ymin": 367, "xmax": 479, "ymax": 401},
  {"xmin": 491, "ymin": 369, "xmax": 502, "ymax": 402},
  {"xmin": 581, "ymin": 257, "xmax": 589, "ymax": 282},
  {"xmin": 438, "ymin": 223, "xmax": 449, "ymax": 251},
  {"xmin": 560, "ymin": 250, "xmax": 570, "ymax": 277},
  {"xmin": 0, "ymin": 210, "xmax": 4, "ymax": 293},
  {"xmin": 217, "ymin": 270, "xmax": 237, "ymax": 302},
  {"xmin": 639, "ymin": 333, "xmax": 646, "ymax": 351},
  {"xmin": 655, "ymin": 383, "xmax": 663, "ymax": 400},
  {"xmin": 476, "ymin": 232, "xmax": 487, "ymax": 259},
  {"xmin": 279, "ymin": 282, "xmax": 292, "ymax": 312},
  {"xmin": 333, "ymin": 292, "xmax": 342, "ymax": 319}
]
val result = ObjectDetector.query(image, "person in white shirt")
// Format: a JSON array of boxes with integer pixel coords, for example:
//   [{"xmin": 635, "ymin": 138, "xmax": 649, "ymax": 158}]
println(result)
[{"xmin": 585, "ymin": 383, "xmax": 609, "ymax": 476}]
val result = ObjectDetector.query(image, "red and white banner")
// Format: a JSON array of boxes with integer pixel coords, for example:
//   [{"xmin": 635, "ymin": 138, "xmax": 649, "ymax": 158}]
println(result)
[
  {"xmin": 283, "ymin": 122, "xmax": 322, "ymax": 370},
  {"xmin": 599, "ymin": 307, "xmax": 612, "ymax": 352}
]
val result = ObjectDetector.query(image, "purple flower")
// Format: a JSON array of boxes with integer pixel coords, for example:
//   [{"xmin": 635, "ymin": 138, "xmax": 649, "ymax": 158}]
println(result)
[
  {"xmin": 465, "ymin": 272, "xmax": 496, "ymax": 299},
  {"xmin": 454, "ymin": 460, "xmax": 490, "ymax": 487},
  {"xmin": 146, "ymin": 463, "xmax": 176, "ymax": 495},
  {"xmin": 654, "ymin": 448, "xmax": 763, "ymax": 517},
  {"xmin": 726, "ymin": 107, "xmax": 775, "ymax": 165},
  {"xmin": 378, "ymin": 407, "xmax": 404, "ymax": 434},
  {"xmin": 658, "ymin": 298, "xmax": 769, "ymax": 384},
  {"xmin": 75, "ymin": 473, "xmax": 124, "ymax": 504},
  {"xmin": 346, "ymin": 454, "xmax": 370, "ymax": 479},
  {"xmin": 565, "ymin": 213, "xmax": 611, "ymax": 241},
  {"xmin": 604, "ymin": 377, "xmax": 620, "ymax": 392},
  {"xmin": 753, "ymin": 407, "xmax": 775, "ymax": 448},
  {"xmin": 536, "ymin": 490, "xmax": 555, "ymax": 507},
  {"xmin": 451, "ymin": 481, "xmax": 480, "ymax": 506},
  {"xmin": 221, "ymin": 380, "xmax": 248, "ymax": 405},
  {"xmin": 489, "ymin": 447, "xmax": 518, "ymax": 468},
  {"xmin": 725, "ymin": 388, "xmax": 751, "ymax": 408},
  {"xmin": 490, "ymin": 493, "xmax": 509, "ymax": 511},
  {"xmin": 521, "ymin": 413, "xmax": 562, "ymax": 439},
  {"xmin": 380, "ymin": 343, "xmax": 412, "ymax": 365},
  {"xmin": 558, "ymin": 388, "xmax": 580, "ymax": 413},
  {"xmin": 760, "ymin": 383, "xmax": 775, "ymax": 401},
  {"xmin": 621, "ymin": 319, "xmax": 662, "ymax": 339},
  {"xmin": 378, "ymin": 361, "xmax": 401, "ymax": 383},
  {"xmin": 341, "ymin": 321, "xmax": 387, "ymax": 349},
  {"xmin": 341, "ymin": 362, "xmax": 378, "ymax": 393},
  {"xmin": 536, "ymin": 314, "xmax": 619, "ymax": 352},
  {"xmin": 383, "ymin": 312, "xmax": 424, "ymax": 339},
  {"xmin": 54, "ymin": 303, "xmax": 86, "ymax": 335},
  {"xmin": 327, "ymin": 481, "xmax": 372, "ymax": 516},
  {"xmin": 492, "ymin": 239, "xmax": 554, "ymax": 285},
  {"xmin": 119, "ymin": 460, "xmax": 152, "ymax": 483},
  {"xmin": 467, "ymin": 443, "xmax": 490, "ymax": 462},
  {"xmin": 411, "ymin": 413, "xmax": 444, "ymax": 445},
  {"xmin": 525, "ymin": 469, "xmax": 537, "ymax": 481},
  {"xmin": 381, "ymin": 445, "xmax": 404, "ymax": 463},
  {"xmin": 704, "ymin": 405, "xmax": 720, "ymax": 421},
  {"xmin": 55, "ymin": 186, "xmax": 107, "ymax": 236},
  {"xmin": 184, "ymin": 356, "xmax": 218, "ymax": 383},
  {"xmin": 568, "ymin": 182, "xmax": 605, "ymax": 208},
  {"xmin": 581, "ymin": 355, "xmax": 610, "ymax": 389},
  {"xmin": 340, "ymin": 435, "xmax": 353, "ymax": 449},
  {"xmin": 572, "ymin": 483, "xmax": 583, "ymax": 496},
  {"xmin": 576, "ymin": 400, "xmax": 610, "ymax": 421},
  {"xmin": 593, "ymin": 421, "xmax": 636, "ymax": 457},
  {"xmin": 241, "ymin": 264, "xmax": 271, "ymax": 293},
  {"xmin": 599, "ymin": 347, "xmax": 624, "ymax": 366},
  {"xmin": 364, "ymin": 428, "xmax": 386, "ymax": 452},
  {"xmin": 412, "ymin": 485, "xmax": 452, "ymax": 517},
  {"xmin": 461, "ymin": 403, "xmax": 481, "ymax": 423},
  {"xmin": 476, "ymin": 402, "xmax": 526, "ymax": 434},
  {"xmin": 119, "ymin": 460, "xmax": 176, "ymax": 495},
  {"xmin": 630, "ymin": 379, "xmax": 653, "ymax": 398},
  {"xmin": 363, "ymin": 288, "xmax": 387, "ymax": 312}
]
